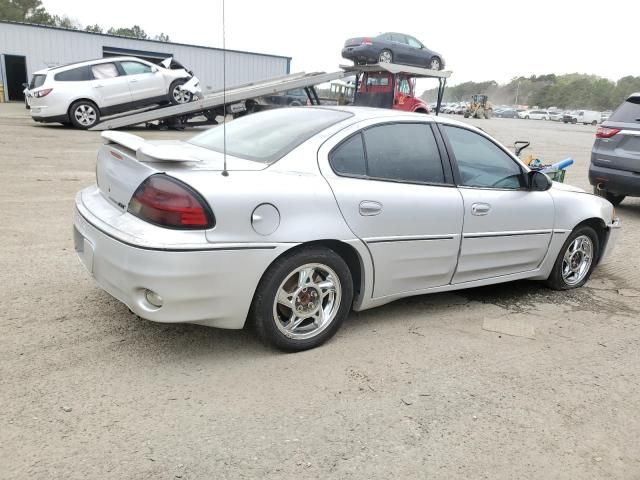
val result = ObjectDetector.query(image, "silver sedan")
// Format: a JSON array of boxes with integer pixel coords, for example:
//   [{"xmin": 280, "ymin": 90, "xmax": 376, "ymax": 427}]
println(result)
[{"xmin": 73, "ymin": 107, "xmax": 620, "ymax": 351}]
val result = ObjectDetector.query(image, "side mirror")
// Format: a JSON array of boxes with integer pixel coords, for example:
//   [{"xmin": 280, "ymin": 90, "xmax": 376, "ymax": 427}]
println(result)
[
  {"xmin": 528, "ymin": 170, "xmax": 552, "ymax": 191},
  {"xmin": 514, "ymin": 140, "xmax": 530, "ymax": 157}
]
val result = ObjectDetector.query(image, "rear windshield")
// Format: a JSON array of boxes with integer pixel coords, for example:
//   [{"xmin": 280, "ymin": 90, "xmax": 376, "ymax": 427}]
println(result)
[
  {"xmin": 188, "ymin": 108, "xmax": 352, "ymax": 163},
  {"xmin": 29, "ymin": 74, "xmax": 46, "ymax": 89},
  {"xmin": 609, "ymin": 96, "xmax": 640, "ymax": 123}
]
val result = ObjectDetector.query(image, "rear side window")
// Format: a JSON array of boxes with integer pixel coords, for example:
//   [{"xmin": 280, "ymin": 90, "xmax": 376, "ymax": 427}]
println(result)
[
  {"xmin": 330, "ymin": 123, "xmax": 445, "ymax": 184},
  {"xmin": 91, "ymin": 63, "xmax": 119, "ymax": 79},
  {"xmin": 330, "ymin": 134, "xmax": 366, "ymax": 176},
  {"xmin": 609, "ymin": 96, "xmax": 640, "ymax": 123},
  {"xmin": 364, "ymin": 124, "xmax": 444, "ymax": 183},
  {"xmin": 54, "ymin": 66, "xmax": 93, "ymax": 82},
  {"xmin": 29, "ymin": 74, "xmax": 46, "ymax": 89},
  {"xmin": 120, "ymin": 61, "xmax": 153, "ymax": 75}
]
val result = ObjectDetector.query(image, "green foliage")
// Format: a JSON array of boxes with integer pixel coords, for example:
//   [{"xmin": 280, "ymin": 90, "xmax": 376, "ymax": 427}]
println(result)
[
  {"xmin": 0, "ymin": 1, "xmax": 172, "ymax": 42},
  {"xmin": 422, "ymin": 73, "xmax": 640, "ymax": 110},
  {"xmin": 107, "ymin": 25, "xmax": 148, "ymax": 39}
]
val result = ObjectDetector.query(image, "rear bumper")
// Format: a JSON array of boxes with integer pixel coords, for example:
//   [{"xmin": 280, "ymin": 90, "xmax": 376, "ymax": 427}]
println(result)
[
  {"xmin": 342, "ymin": 45, "xmax": 378, "ymax": 63},
  {"xmin": 73, "ymin": 192, "xmax": 291, "ymax": 329},
  {"xmin": 589, "ymin": 163, "xmax": 640, "ymax": 196}
]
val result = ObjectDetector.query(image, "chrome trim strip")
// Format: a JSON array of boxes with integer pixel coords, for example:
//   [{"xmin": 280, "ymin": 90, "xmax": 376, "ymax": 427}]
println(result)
[
  {"xmin": 365, "ymin": 234, "xmax": 456, "ymax": 244},
  {"xmin": 619, "ymin": 130, "xmax": 640, "ymax": 137},
  {"xmin": 463, "ymin": 229, "xmax": 553, "ymax": 239}
]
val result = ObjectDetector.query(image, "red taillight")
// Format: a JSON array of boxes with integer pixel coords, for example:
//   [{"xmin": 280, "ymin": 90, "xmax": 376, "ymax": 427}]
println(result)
[
  {"xmin": 596, "ymin": 127, "xmax": 620, "ymax": 138},
  {"xmin": 128, "ymin": 174, "xmax": 214, "ymax": 229},
  {"xmin": 33, "ymin": 88, "xmax": 53, "ymax": 98},
  {"xmin": 361, "ymin": 37, "xmax": 373, "ymax": 45}
]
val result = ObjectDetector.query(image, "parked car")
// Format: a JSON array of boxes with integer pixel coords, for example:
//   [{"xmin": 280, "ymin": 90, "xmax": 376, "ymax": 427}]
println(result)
[
  {"xmin": 548, "ymin": 110, "xmax": 564, "ymax": 121},
  {"xmin": 26, "ymin": 56, "xmax": 198, "ymax": 129},
  {"xmin": 342, "ymin": 32, "xmax": 445, "ymax": 70},
  {"xmin": 563, "ymin": 111, "xmax": 579, "ymax": 124},
  {"xmin": 494, "ymin": 108, "xmax": 519, "ymax": 118},
  {"xmin": 261, "ymin": 88, "xmax": 309, "ymax": 107},
  {"xmin": 519, "ymin": 109, "xmax": 549, "ymax": 120},
  {"xmin": 73, "ymin": 107, "xmax": 620, "ymax": 351},
  {"xmin": 589, "ymin": 93, "xmax": 640, "ymax": 205},
  {"xmin": 577, "ymin": 110, "xmax": 601, "ymax": 125}
]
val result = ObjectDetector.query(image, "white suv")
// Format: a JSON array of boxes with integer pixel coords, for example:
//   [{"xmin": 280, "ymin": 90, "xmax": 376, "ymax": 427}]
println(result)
[{"xmin": 26, "ymin": 56, "xmax": 197, "ymax": 129}]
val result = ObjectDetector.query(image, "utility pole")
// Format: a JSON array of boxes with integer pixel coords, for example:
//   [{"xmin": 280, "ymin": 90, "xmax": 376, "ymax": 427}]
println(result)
[{"xmin": 515, "ymin": 80, "xmax": 521, "ymax": 106}]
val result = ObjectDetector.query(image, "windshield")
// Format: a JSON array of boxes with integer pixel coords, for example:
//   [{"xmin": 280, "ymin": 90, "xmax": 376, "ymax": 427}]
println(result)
[
  {"xmin": 29, "ymin": 74, "xmax": 46, "ymax": 89},
  {"xmin": 189, "ymin": 108, "xmax": 352, "ymax": 164}
]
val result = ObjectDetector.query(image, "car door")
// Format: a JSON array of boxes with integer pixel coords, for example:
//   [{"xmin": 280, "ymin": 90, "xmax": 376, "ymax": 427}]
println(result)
[
  {"xmin": 389, "ymin": 33, "xmax": 411, "ymax": 63},
  {"xmin": 89, "ymin": 62, "xmax": 132, "ymax": 110},
  {"xmin": 439, "ymin": 124, "xmax": 555, "ymax": 284},
  {"xmin": 319, "ymin": 120, "xmax": 463, "ymax": 298},
  {"xmin": 118, "ymin": 60, "xmax": 166, "ymax": 104},
  {"xmin": 405, "ymin": 35, "xmax": 426, "ymax": 66}
]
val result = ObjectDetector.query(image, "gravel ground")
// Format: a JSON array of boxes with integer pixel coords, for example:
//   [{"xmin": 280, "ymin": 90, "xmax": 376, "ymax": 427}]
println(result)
[{"xmin": 1, "ymin": 103, "xmax": 639, "ymax": 479}]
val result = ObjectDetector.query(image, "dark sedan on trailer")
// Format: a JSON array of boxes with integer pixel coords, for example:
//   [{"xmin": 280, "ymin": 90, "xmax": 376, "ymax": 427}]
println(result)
[{"xmin": 342, "ymin": 32, "xmax": 445, "ymax": 70}]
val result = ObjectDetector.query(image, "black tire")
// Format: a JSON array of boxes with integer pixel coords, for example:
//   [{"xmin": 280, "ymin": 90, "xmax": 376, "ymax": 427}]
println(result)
[
  {"xmin": 169, "ymin": 79, "xmax": 193, "ymax": 105},
  {"xmin": 545, "ymin": 225, "xmax": 600, "ymax": 290},
  {"xmin": 525, "ymin": 115, "xmax": 530, "ymax": 119},
  {"xmin": 429, "ymin": 56, "xmax": 442, "ymax": 70},
  {"xmin": 591, "ymin": 120, "xmax": 597, "ymax": 126},
  {"xmin": 250, "ymin": 246, "xmax": 353, "ymax": 352},
  {"xmin": 572, "ymin": 118, "xmax": 577, "ymax": 124},
  {"xmin": 378, "ymin": 49, "xmax": 393, "ymax": 63},
  {"xmin": 593, "ymin": 186, "xmax": 625, "ymax": 206},
  {"xmin": 68, "ymin": 100, "xmax": 100, "ymax": 129}
]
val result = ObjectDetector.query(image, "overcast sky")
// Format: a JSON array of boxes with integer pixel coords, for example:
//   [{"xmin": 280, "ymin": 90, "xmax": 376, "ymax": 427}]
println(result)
[{"xmin": 42, "ymin": 0, "xmax": 638, "ymax": 90}]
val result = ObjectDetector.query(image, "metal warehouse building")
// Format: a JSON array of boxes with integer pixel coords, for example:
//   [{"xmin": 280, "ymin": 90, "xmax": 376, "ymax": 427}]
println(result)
[{"xmin": 0, "ymin": 20, "xmax": 291, "ymax": 102}]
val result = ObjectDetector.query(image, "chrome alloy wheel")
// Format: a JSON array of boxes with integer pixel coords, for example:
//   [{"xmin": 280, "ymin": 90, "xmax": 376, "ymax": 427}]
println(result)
[
  {"xmin": 74, "ymin": 104, "xmax": 97, "ymax": 126},
  {"xmin": 273, "ymin": 263, "xmax": 342, "ymax": 340},
  {"xmin": 562, "ymin": 235, "xmax": 593, "ymax": 286},
  {"xmin": 172, "ymin": 85, "xmax": 191, "ymax": 104},
  {"xmin": 378, "ymin": 50, "xmax": 392, "ymax": 63}
]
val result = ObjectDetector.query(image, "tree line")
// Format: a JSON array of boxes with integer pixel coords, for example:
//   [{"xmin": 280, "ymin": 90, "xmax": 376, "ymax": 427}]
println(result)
[
  {"xmin": 422, "ymin": 73, "xmax": 640, "ymax": 111},
  {"xmin": 0, "ymin": 0, "xmax": 171, "ymax": 41}
]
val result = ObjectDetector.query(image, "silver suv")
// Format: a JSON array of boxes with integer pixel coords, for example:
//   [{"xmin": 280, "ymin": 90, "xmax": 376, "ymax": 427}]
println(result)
[
  {"xmin": 589, "ymin": 93, "xmax": 640, "ymax": 205},
  {"xmin": 25, "ymin": 57, "xmax": 197, "ymax": 129}
]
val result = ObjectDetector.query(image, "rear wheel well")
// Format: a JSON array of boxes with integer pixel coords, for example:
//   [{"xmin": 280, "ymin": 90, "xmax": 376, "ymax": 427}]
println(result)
[
  {"xmin": 574, "ymin": 218, "xmax": 607, "ymax": 262},
  {"xmin": 67, "ymin": 98, "xmax": 100, "ymax": 118},
  {"xmin": 271, "ymin": 240, "xmax": 363, "ymax": 305}
]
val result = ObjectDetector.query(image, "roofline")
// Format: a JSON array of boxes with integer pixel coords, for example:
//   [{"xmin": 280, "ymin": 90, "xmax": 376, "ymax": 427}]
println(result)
[{"xmin": 0, "ymin": 20, "xmax": 292, "ymax": 61}]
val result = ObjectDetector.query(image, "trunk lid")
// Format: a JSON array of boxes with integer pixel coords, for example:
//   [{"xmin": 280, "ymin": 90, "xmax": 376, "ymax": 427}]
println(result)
[
  {"xmin": 344, "ymin": 37, "xmax": 366, "ymax": 47},
  {"xmin": 97, "ymin": 131, "xmax": 265, "ymax": 212}
]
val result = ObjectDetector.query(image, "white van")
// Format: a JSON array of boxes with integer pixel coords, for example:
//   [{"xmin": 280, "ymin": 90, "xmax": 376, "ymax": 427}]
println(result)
[{"xmin": 576, "ymin": 110, "xmax": 601, "ymax": 126}]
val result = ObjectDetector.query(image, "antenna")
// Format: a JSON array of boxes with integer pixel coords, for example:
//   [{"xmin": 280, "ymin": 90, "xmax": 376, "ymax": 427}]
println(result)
[{"xmin": 221, "ymin": 0, "xmax": 229, "ymax": 177}]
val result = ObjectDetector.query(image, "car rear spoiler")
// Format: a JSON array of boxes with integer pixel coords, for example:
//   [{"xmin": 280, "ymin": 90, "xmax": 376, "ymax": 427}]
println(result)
[{"xmin": 101, "ymin": 131, "xmax": 201, "ymax": 163}]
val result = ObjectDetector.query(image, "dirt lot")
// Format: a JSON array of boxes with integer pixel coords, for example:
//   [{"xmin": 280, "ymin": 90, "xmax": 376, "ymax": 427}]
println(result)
[{"xmin": 1, "ymin": 103, "xmax": 639, "ymax": 479}]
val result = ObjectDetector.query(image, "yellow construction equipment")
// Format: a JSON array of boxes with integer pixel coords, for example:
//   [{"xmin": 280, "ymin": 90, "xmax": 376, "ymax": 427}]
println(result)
[{"xmin": 464, "ymin": 94, "xmax": 492, "ymax": 119}]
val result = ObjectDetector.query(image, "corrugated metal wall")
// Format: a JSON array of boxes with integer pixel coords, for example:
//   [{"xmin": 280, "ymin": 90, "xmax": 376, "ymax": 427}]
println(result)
[{"xmin": 0, "ymin": 21, "xmax": 290, "ymax": 97}]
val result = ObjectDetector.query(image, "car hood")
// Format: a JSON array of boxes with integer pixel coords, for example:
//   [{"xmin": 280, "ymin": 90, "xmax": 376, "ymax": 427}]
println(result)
[{"xmin": 550, "ymin": 181, "xmax": 585, "ymax": 194}]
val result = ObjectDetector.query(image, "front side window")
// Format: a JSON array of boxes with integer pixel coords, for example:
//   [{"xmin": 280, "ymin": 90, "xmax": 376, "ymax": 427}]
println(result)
[
  {"xmin": 442, "ymin": 125, "xmax": 525, "ymax": 189},
  {"xmin": 120, "ymin": 61, "xmax": 153, "ymax": 75},
  {"xmin": 91, "ymin": 63, "xmax": 119, "ymax": 79},
  {"xmin": 397, "ymin": 79, "xmax": 411, "ymax": 95},
  {"xmin": 406, "ymin": 36, "xmax": 422, "ymax": 48}
]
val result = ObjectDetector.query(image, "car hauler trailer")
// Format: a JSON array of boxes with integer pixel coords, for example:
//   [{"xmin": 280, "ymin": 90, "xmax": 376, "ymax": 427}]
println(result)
[{"xmin": 90, "ymin": 63, "xmax": 451, "ymax": 131}]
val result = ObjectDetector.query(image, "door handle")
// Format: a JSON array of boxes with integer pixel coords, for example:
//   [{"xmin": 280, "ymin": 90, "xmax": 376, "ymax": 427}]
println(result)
[
  {"xmin": 471, "ymin": 203, "xmax": 491, "ymax": 216},
  {"xmin": 359, "ymin": 200, "xmax": 383, "ymax": 216}
]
